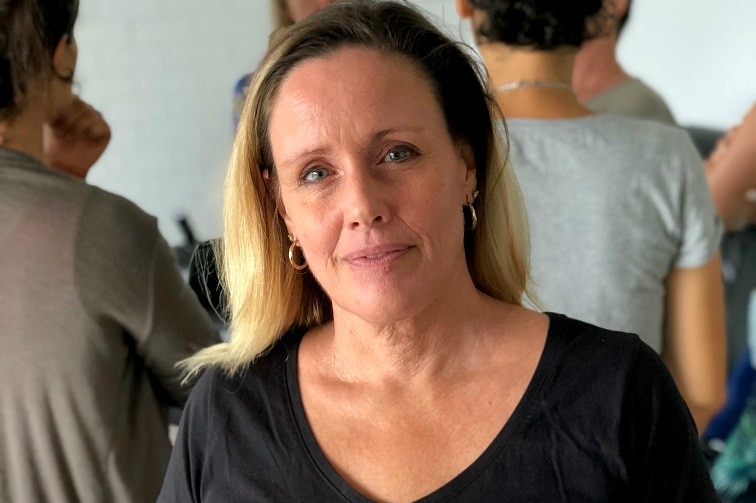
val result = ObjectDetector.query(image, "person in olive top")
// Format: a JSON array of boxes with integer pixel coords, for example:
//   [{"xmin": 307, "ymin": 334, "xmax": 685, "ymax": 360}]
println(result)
[{"xmin": 0, "ymin": 1, "xmax": 219, "ymax": 501}]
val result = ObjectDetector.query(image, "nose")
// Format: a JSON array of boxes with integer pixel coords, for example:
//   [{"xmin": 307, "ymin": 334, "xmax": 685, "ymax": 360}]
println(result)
[{"xmin": 342, "ymin": 168, "xmax": 390, "ymax": 230}]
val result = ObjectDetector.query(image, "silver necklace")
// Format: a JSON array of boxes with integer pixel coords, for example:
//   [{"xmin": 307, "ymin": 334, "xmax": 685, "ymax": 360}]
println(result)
[{"xmin": 493, "ymin": 80, "xmax": 574, "ymax": 94}]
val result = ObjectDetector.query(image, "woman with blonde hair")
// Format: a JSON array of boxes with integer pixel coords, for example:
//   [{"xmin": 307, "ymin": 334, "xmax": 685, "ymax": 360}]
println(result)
[{"xmin": 161, "ymin": 1, "xmax": 717, "ymax": 500}]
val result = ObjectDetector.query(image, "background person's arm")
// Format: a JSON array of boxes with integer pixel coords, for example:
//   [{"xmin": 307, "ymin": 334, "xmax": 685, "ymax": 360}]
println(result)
[
  {"xmin": 77, "ymin": 190, "xmax": 221, "ymax": 406},
  {"xmin": 137, "ymin": 231, "xmax": 222, "ymax": 405},
  {"xmin": 663, "ymin": 254, "xmax": 727, "ymax": 434},
  {"xmin": 705, "ymin": 104, "xmax": 756, "ymax": 230}
]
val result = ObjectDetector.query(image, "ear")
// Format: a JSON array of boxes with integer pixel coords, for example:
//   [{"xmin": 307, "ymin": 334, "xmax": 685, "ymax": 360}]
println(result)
[
  {"xmin": 278, "ymin": 209, "xmax": 293, "ymax": 238},
  {"xmin": 52, "ymin": 34, "xmax": 77, "ymax": 79},
  {"xmin": 275, "ymin": 191, "xmax": 295, "ymax": 237},
  {"xmin": 263, "ymin": 168, "xmax": 295, "ymax": 235},
  {"xmin": 615, "ymin": 0, "xmax": 630, "ymax": 18},
  {"xmin": 455, "ymin": 0, "xmax": 474, "ymax": 19},
  {"xmin": 457, "ymin": 141, "xmax": 477, "ymax": 198}
]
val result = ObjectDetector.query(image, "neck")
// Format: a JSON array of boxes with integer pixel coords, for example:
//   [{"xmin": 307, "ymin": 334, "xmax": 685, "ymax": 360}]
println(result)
[
  {"xmin": 312, "ymin": 266, "xmax": 508, "ymax": 385},
  {"xmin": 479, "ymin": 43, "xmax": 591, "ymax": 119},
  {"xmin": 0, "ymin": 89, "xmax": 47, "ymax": 163},
  {"xmin": 572, "ymin": 35, "xmax": 629, "ymax": 102}
]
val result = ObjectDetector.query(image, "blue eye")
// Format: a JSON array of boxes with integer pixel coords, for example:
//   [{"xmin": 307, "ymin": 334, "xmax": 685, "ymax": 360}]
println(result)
[
  {"xmin": 303, "ymin": 167, "xmax": 329, "ymax": 182},
  {"xmin": 384, "ymin": 146, "xmax": 416, "ymax": 162}
]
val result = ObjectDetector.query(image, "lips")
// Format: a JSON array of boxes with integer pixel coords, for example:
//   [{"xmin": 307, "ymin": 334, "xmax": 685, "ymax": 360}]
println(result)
[{"xmin": 342, "ymin": 244, "xmax": 412, "ymax": 266}]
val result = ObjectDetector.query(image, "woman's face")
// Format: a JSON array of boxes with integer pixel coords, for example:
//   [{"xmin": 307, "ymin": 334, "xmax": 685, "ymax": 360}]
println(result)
[
  {"xmin": 284, "ymin": 0, "xmax": 334, "ymax": 22},
  {"xmin": 269, "ymin": 47, "xmax": 477, "ymax": 324}
]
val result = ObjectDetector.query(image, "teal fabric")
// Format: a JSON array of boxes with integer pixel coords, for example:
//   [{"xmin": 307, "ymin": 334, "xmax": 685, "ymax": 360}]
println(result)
[{"xmin": 711, "ymin": 290, "xmax": 756, "ymax": 502}]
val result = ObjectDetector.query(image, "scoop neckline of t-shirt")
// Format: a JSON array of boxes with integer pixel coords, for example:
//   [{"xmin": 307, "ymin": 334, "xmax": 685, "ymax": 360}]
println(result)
[{"xmin": 284, "ymin": 312, "xmax": 566, "ymax": 503}]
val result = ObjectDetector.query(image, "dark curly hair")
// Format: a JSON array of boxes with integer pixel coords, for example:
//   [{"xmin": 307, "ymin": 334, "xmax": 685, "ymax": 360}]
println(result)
[
  {"xmin": 0, "ymin": 0, "xmax": 79, "ymax": 120},
  {"xmin": 468, "ymin": 0, "xmax": 609, "ymax": 50}
]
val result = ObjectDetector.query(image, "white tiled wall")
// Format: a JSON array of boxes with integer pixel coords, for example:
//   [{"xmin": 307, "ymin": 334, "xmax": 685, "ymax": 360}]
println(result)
[
  {"xmin": 75, "ymin": 0, "xmax": 273, "ymax": 245},
  {"xmin": 74, "ymin": 0, "xmax": 460, "ymax": 246},
  {"xmin": 617, "ymin": 0, "xmax": 756, "ymax": 131},
  {"xmin": 74, "ymin": 0, "xmax": 754, "ymax": 245}
]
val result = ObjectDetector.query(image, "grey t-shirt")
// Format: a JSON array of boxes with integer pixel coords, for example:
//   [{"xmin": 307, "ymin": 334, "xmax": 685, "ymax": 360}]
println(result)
[
  {"xmin": 504, "ymin": 116, "xmax": 721, "ymax": 352},
  {"xmin": 586, "ymin": 77, "xmax": 677, "ymax": 126}
]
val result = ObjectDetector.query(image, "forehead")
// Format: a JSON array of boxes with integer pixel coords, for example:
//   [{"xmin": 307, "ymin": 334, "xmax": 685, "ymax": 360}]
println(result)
[{"xmin": 268, "ymin": 47, "xmax": 445, "ymax": 137}]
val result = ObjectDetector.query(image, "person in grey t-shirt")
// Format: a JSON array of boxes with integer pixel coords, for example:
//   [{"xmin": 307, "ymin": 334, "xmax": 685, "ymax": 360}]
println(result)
[
  {"xmin": 458, "ymin": 0, "xmax": 725, "ymax": 433},
  {"xmin": 572, "ymin": 0, "xmax": 677, "ymax": 125}
]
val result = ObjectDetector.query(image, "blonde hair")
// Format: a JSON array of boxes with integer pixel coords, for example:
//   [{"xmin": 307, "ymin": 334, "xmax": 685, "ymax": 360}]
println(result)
[{"xmin": 181, "ymin": 0, "xmax": 531, "ymax": 379}]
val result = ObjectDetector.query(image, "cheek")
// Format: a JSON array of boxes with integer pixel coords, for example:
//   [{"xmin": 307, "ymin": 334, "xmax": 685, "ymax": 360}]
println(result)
[
  {"xmin": 401, "ymin": 178, "xmax": 465, "ymax": 243},
  {"xmin": 282, "ymin": 193, "xmax": 341, "ymax": 257},
  {"xmin": 416, "ymin": 172, "xmax": 464, "ymax": 219}
]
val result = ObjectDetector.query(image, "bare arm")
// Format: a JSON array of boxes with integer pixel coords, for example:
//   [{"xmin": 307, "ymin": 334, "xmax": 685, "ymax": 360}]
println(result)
[
  {"xmin": 663, "ymin": 254, "xmax": 727, "ymax": 434},
  {"xmin": 705, "ymin": 104, "xmax": 756, "ymax": 230}
]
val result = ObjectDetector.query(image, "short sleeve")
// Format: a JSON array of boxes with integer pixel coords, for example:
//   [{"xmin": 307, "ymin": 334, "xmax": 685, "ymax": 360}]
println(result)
[
  {"xmin": 623, "ymin": 343, "xmax": 718, "ymax": 502},
  {"xmin": 673, "ymin": 133, "xmax": 723, "ymax": 269},
  {"xmin": 157, "ymin": 368, "xmax": 215, "ymax": 503}
]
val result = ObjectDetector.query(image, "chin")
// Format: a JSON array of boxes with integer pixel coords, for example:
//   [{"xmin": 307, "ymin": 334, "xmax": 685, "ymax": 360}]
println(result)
[{"xmin": 334, "ymin": 287, "xmax": 430, "ymax": 325}]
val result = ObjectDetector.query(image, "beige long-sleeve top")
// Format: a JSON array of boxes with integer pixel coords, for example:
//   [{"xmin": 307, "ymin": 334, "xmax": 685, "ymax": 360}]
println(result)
[{"xmin": 0, "ymin": 148, "xmax": 219, "ymax": 503}]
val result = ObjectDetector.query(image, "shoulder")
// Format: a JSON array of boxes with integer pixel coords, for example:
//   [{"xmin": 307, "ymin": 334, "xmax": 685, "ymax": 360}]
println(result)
[
  {"xmin": 622, "ymin": 78, "xmax": 676, "ymax": 113},
  {"xmin": 184, "ymin": 337, "xmax": 296, "ymax": 417},
  {"xmin": 1, "ymin": 150, "xmax": 92, "ymax": 206},
  {"xmin": 541, "ymin": 313, "xmax": 663, "ymax": 399},
  {"xmin": 585, "ymin": 115, "xmax": 692, "ymax": 148},
  {"xmin": 506, "ymin": 115, "xmax": 692, "ymax": 152},
  {"xmin": 175, "ymin": 338, "xmax": 300, "ymax": 468},
  {"xmin": 75, "ymin": 187, "xmax": 164, "ymax": 275},
  {"xmin": 81, "ymin": 187, "xmax": 159, "ymax": 239},
  {"xmin": 530, "ymin": 315, "xmax": 713, "ymax": 498},
  {"xmin": 545, "ymin": 313, "xmax": 688, "ymax": 413},
  {"xmin": 538, "ymin": 314, "xmax": 697, "ymax": 449},
  {"xmin": 581, "ymin": 117, "xmax": 701, "ymax": 173},
  {"xmin": 546, "ymin": 312, "xmax": 644, "ymax": 359},
  {"xmin": 587, "ymin": 77, "xmax": 677, "ymax": 125}
]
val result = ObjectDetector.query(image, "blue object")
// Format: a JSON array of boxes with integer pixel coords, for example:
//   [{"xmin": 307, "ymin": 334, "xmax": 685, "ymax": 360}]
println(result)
[{"xmin": 705, "ymin": 351, "xmax": 756, "ymax": 442}]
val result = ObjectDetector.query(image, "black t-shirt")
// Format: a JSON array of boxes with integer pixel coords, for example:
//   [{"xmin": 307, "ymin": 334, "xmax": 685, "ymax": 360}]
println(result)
[{"xmin": 158, "ymin": 313, "xmax": 717, "ymax": 502}]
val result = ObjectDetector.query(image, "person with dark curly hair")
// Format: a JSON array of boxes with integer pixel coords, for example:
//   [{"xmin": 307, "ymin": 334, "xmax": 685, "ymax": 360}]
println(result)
[{"xmin": 458, "ymin": 0, "xmax": 726, "ymax": 434}]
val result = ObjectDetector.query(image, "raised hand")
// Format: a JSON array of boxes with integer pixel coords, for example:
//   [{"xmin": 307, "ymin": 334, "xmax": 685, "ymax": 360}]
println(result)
[{"xmin": 43, "ymin": 97, "xmax": 111, "ymax": 179}]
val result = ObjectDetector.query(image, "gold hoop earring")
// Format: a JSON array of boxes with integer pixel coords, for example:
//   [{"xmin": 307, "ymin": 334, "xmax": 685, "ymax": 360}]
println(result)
[
  {"xmin": 287, "ymin": 236, "xmax": 308, "ymax": 271},
  {"xmin": 466, "ymin": 190, "xmax": 479, "ymax": 231}
]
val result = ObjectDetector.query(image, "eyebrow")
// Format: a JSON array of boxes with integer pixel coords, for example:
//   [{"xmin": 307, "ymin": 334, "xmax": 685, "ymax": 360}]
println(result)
[{"xmin": 278, "ymin": 127, "xmax": 427, "ymax": 169}]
